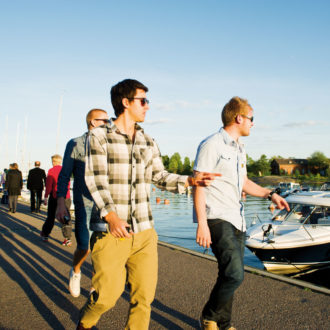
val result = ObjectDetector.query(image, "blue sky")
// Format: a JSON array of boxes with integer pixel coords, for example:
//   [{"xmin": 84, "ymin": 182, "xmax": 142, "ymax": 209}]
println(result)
[{"xmin": 1, "ymin": 0, "xmax": 329, "ymax": 173}]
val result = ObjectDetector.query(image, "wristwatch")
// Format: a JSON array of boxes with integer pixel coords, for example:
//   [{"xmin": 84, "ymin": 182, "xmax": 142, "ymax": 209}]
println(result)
[{"xmin": 267, "ymin": 190, "xmax": 276, "ymax": 201}]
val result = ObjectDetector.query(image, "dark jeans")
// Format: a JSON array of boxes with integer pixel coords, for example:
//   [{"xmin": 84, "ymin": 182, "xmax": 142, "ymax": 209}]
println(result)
[
  {"xmin": 42, "ymin": 195, "xmax": 72, "ymax": 239},
  {"xmin": 8, "ymin": 195, "xmax": 18, "ymax": 212},
  {"xmin": 202, "ymin": 219, "xmax": 245, "ymax": 330},
  {"xmin": 30, "ymin": 189, "xmax": 42, "ymax": 211}
]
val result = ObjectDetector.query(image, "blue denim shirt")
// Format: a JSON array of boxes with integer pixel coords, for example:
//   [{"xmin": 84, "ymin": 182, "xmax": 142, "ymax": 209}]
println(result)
[
  {"xmin": 57, "ymin": 133, "xmax": 106, "ymax": 231},
  {"xmin": 193, "ymin": 127, "xmax": 247, "ymax": 232},
  {"xmin": 57, "ymin": 133, "xmax": 92, "ymax": 202}
]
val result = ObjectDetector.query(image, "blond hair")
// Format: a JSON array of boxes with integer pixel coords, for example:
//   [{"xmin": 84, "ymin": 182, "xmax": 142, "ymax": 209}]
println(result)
[
  {"xmin": 51, "ymin": 154, "xmax": 62, "ymax": 165},
  {"xmin": 221, "ymin": 97, "xmax": 251, "ymax": 127}
]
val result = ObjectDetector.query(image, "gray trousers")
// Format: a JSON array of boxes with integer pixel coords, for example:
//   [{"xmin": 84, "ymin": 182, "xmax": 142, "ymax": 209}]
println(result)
[{"xmin": 8, "ymin": 195, "xmax": 18, "ymax": 212}]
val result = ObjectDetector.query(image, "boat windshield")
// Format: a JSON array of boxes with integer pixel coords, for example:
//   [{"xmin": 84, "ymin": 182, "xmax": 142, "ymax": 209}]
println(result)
[
  {"xmin": 284, "ymin": 204, "xmax": 314, "ymax": 223},
  {"xmin": 272, "ymin": 204, "xmax": 330, "ymax": 225},
  {"xmin": 321, "ymin": 182, "xmax": 330, "ymax": 191}
]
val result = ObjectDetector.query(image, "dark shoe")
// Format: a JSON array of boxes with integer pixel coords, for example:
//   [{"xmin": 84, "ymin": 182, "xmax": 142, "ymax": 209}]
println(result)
[
  {"xmin": 40, "ymin": 231, "xmax": 49, "ymax": 242},
  {"xmin": 76, "ymin": 322, "xmax": 92, "ymax": 330}
]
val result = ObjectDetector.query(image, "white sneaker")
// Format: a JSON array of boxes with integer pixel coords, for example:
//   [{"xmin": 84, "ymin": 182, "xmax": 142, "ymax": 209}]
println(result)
[{"xmin": 69, "ymin": 268, "xmax": 81, "ymax": 298}]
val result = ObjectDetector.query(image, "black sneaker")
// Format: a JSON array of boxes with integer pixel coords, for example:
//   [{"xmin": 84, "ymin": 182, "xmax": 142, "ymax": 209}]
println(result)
[{"xmin": 40, "ymin": 231, "xmax": 49, "ymax": 242}]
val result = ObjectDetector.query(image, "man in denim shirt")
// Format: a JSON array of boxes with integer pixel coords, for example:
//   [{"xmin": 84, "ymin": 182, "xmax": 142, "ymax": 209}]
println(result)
[
  {"xmin": 194, "ymin": 97, "xmax": 290, "ymax": 330},
  {"xmin": 56, "ymin": 108, "xmax": 109, "ymax": 298}
]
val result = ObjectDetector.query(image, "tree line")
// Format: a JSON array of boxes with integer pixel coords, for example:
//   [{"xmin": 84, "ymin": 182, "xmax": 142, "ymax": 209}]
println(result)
[
  {"xmin": 162, "ymin": 153, "xmax": 194, "ymax": 175},
  {"xmin": 162, "ymin": 151, "xmax": 330, "ymax": 178},
  {"xmin": 247, "ymin": 151, "xmax": 330, "ymax": 178}
]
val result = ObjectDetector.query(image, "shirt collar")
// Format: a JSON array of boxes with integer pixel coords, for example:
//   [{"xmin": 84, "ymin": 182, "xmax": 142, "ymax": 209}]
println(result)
[
  {"xmin": 108, "ymin": 118, "xmax": 144, "ymax": 134},
  {"xmin": 219, "ymin": 127, "xmax": 244, "ymax": 151}
]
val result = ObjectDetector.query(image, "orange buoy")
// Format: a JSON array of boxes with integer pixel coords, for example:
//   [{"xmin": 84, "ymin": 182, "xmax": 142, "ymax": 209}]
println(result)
[
  {"xmin": 164, "ymin": 199, "xmax": 170, "ymax": 205},
  {"xmin": 268, "ymin": 203, "xmax": 275, "ymax": 213},
  {"xmin": 156, "ymin": 197, "xmax": 161, "ymax": 204},
  {"xmin": 152, "ymin": 187, "xmax": 156, "ymax": 192}
]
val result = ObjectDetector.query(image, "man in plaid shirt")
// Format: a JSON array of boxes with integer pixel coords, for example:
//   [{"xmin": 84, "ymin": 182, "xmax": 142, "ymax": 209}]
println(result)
[{"xmin": 77, "ymin": 79, "xmax": 219, "ymax": 330}]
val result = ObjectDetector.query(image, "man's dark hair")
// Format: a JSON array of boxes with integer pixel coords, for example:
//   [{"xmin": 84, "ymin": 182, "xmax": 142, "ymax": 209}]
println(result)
[{"xmin": 111, "ymin": 79, "xmax": 148, "ymax": 117}]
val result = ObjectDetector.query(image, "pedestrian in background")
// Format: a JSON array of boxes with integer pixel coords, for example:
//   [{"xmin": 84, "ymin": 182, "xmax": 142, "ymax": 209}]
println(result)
[
  {"xmin": 27, "ymin": 161, "xmax": 46, "ymax": 213},
  {"xmin": 5, "ymin": 163, "xmax": 23, "ymax": 213},
  {"xmin": 56, "ymin": 108, "xmax": 109, "ymax": 298},
  {"xmin": 41, "ymin": 154, "xmax": 71, "ymax": 245},
  {"xmin": 1, "ymin": 168, "xmax": 8, "ymax": 205}
]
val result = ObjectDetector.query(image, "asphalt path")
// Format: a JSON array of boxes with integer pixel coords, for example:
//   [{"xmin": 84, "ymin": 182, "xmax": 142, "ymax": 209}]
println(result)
[{"xmin": 0, "ymin": 200, "xmax": 329, "ymax": 329}]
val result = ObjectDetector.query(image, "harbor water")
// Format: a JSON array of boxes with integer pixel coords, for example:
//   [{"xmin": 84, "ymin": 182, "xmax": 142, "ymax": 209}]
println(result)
[
  {"xmin": 151, "ymin": 187, "xmax": 330, "ymax": 289},
  {"xmin": 151, "ymin": 187, "xmax": 269, "ymax": 269}
]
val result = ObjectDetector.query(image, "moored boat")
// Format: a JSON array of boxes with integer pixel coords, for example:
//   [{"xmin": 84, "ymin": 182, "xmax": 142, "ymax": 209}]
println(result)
[{"xmin": 245, "ymin": 191, "xmax": 330, "ymax": 274}]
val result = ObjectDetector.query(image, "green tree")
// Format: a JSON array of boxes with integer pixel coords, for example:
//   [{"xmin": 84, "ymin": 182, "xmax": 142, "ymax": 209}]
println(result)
[
  {"xmin": 253, "ymin": 154, "xmax": 271, "ymax": 176},
  {"xmin": 168, "ymin": 158, "xmax": 179, "ymax": 173},
  {"xmin": 246, "ymin": 154, "xmax": 255, "ymax": 175},
  {"xmin": 294, "ymin": 169, "xmax": 300, "ymax": 178},
  {"xmin": 162, "ymin": 155, "xmax": 170, "ymax": 170},
  {"xmin": 326, "ymin": 166, "xmax": 330, "ymax": 179},
  {"xmin": 170, "ymin": 152, "xmax": 183, "ymax": 174},
  {"xmin": 308, "ymin": 151, "xmax": 329, "ymax": 175},
  {"xmin": 182, "ymin": 157, "xmax": 192, "ymax": 175}
]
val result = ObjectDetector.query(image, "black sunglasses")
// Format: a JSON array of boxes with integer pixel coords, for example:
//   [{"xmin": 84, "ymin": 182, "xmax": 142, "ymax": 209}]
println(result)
[
  {"xmin": 93, "ymin": 119, "xmax": 110, "ymax": 123},
  {"xmin": 241, "ymin": 115, "xmax": 254, "ymax": 122},
  {"xmin": 128, "ymin": 97, "xmax": 150, "ymax": 106}
]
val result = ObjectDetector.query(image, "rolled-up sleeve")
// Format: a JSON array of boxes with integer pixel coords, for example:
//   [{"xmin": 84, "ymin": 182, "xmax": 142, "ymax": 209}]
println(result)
[{"xmin": 85, "ymin": 132, "xmax": 117, "ymax": 218}]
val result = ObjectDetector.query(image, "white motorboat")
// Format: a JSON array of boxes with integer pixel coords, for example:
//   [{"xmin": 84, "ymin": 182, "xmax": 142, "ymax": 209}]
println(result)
[
  {"xmin": 275, "ymin": 181, "xmax": 301, "ymax": 197},
  {"xmin": 246, "ymin": 191, "xmax": 330, "ymax": 274}
]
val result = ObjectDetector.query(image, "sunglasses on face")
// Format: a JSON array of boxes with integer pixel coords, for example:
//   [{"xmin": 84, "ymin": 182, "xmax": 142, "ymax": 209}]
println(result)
[
  {"xmin": 128, "ymin": 97, "xmax": 150, "ymax": 106},
  {"xmin": 241, "ymin": 114, "xmax": 254, "ymax": 122},
  {"xmin": 94, "ymin": 118, "xmax": 110, "ymax": 123}
]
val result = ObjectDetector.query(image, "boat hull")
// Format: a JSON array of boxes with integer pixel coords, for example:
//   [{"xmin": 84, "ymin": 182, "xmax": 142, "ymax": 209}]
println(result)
[{"xmin": 247, "ymin": 242, "xmax": 330, "ymax": 274}]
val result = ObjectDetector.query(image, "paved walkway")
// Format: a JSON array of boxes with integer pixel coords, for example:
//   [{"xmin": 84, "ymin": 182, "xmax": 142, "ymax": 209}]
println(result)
[{"xmin": 0, "ymin": 200, "xmax": 329, "ymax": 329}]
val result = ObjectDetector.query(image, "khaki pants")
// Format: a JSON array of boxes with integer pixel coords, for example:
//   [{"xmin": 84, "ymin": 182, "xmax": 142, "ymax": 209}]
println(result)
[{"xmin": 80, "ymin": 228, "xmax": 158, "ymax": 329}]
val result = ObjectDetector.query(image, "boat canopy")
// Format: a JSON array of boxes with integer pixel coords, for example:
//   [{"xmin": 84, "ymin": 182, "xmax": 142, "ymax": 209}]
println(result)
[{"xmin": 286, "ymin": 191, "xmax": 330, "ymax": 207}]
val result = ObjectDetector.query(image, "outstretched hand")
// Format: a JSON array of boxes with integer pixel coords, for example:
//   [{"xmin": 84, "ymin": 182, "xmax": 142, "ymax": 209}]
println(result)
[
  {"xmin": 193, "ymin": 172, "xmax": 221, "ymax": 187},
  {"xmin": 272, "ymin": 193, "xmax": 290, "ymax": 211}
]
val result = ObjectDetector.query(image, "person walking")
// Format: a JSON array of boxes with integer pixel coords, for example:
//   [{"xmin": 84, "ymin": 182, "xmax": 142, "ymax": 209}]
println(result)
[
  {"xmin": 27, "ymin": 161, "xmax": 46, "ymax": 213},
  {"xmin": 5, "ymin": 163, "xmax": 23, "ymax": 213},
  {"xmin": 76, "ymin": 79, "xmax": 219, "ymax": 330},
  {"xmin": 1, "ymin": 168, "xmax": 8, "ymax": 205},
  {"xmin": 41, "ymin": 155, "xmax": 71, "ymax": 245},
  {"xmin": 56, "ymin": 108, "xmax": 109, "ymax": 298},
  {"xmin": 193, "ymin": 96, "xmax": 290, "ymax": 330}
]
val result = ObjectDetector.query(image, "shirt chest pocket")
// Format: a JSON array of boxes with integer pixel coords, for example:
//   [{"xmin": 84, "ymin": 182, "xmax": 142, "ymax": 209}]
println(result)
[
  {"xmin": 216, "ymin": 150, "xmax": 237, "ymax": 179},
  {"xmin": 133, "ymin": 147, "xmax": 153, "ymax": 168}
]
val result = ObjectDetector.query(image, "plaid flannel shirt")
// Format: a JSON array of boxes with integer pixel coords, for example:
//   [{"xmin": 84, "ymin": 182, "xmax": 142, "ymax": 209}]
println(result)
[{"xmin": 85, "ymin": 119, "xmax": 188, "ymax": 233}]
